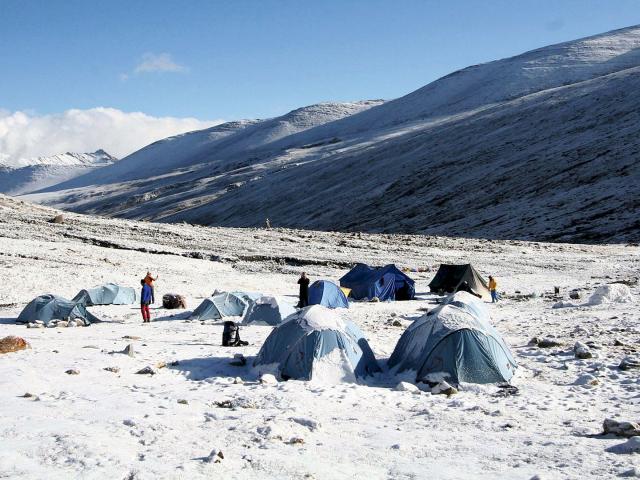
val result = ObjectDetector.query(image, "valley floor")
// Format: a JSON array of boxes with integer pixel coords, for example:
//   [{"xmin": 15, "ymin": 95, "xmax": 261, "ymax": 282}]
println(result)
[{"xmin": 0, "ymin": 195, "xmax": 638, "ymax": 479}]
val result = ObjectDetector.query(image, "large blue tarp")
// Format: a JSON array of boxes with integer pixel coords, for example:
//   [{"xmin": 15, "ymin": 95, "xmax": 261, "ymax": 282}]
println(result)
[
  {"xmin": 253, "ymin": 305, "xmax": 380, "ymax": 382},
  {"xmin": 388, "ymin": 291, "xmax": 517, "ymax": 385},
  {"xmin": 340, "ymin": 263, "xmax": 415, "ymax": 301},
  {"xmin": 17, "ymin": 294, "xmax": 101, "ymax": 326},
  {"xmin": 308, "ymin": 280, "xmax": 349, "ymax": 309},
  {"xmin": 72, "ymin": 283, "xmax": 137, "ymax": 306}
]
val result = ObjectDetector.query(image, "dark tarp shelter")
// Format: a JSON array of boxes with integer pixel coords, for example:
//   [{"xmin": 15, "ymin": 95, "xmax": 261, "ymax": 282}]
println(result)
[
  {"xmin": 340, "ymin": 263, "xmax": 415, "ymax": 301},
  {"xmin": 17, "ymin": 294, "xmax": 101, "ymax": 326},
  {"xmin": 428, "ymin": 264, "xmax": 490, "ymax": 301}
]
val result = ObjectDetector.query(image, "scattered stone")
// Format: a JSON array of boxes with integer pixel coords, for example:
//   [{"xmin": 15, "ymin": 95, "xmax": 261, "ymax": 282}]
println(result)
[
  {"xmin": 65, "ymin": 369, "xmax": 80, "ymax": 375},
  {"xmin": 205, "ymin": 448, "xmax": 224, "ymax": 463},
  {"xmin": 529, "ymin": 476, "xmax": 543, "ymax": 480},
  {"xmin": 606, "ymin": 436, "xmax": 640, "ymax": 454},
  {"xmin": 155, "ymin": 361, "xmax": 168, "ymax": 370},
  {"xmin": 0, "ymin": 336, "xmax": 30, "ymax": 354},
  {"xmin": 574, "ymin": 342, "xmax": 593, "ymax": 359},
  {"xmin": 233, "ymin": 377, "xmax": 243, "ymax": 385},
  {"xmin": 135, "ymin": 366, "xmax": 156, "ymax": 375},
  {"xmin": 27, "ymin": 322, "xmax": 44, "ymax": 329},
  {"xmin": 290, "ymin": 417, "xmax": 321, "ymax": 432},
  {"xmin": 214, "ymin": 400, "xmax": 233, "ymax": 408},
  {"xmin": 123, "ymin": 419, "xmax": 136, "ymax": 427},
  {"xmin": 394, "ymin": 382, "xmax": 420, "ymax": 393},
  {"xmin": 390, "ymin": 444, "xmax": 401, "ymax": 450},
  {"xmin": 82, "ymin": 345, "xmax": 100, "ymax": 349},
  {"xmin": 538, "ymin": 338, "xmax": 563, "ymax": 348},
  {"xmin": 603, "ymin": 419, "xmax": 640, "ymax": 438},
  {"xmin": 614, "ymin": 339, "xmax": 627, "ymax": 347},
  {"xmin": 123, "ymin": 335, "xmax": 141, "ymax": 340},
  {"xmin": 620, "ymin": 357, "xmax": 640, "ymax": 371},
  {"xmin": 177, "ymin": 399, "xmax": 188, "ymax": 405},
  {"xmin": 50, "ymin": 214, "xmax": 64, "ymax": 224},
  {"xmin": 569, "ymin": 290, "xmax": 581, "ymax": 300},
  {"xmin": 230, "ymin": 353, "xmax": 246, "ymax": 366},
  {"xmin": 123, "ymin": 344, "xmax": 135, "ymax": 357},
  {"xmin": 574, "ymin": 374, "xmax": 599, "ymax": 386},
  {"xmin": 370, "ymin": 297, "xmax": 380, "ymax": 302},
  {"xmin": 392, "ymin": 320, "xmax": 402, "ymax": 327},
  {"xmin": 287, "ymin": 437, "xmax": 305, "ymax": 445},
  {"xmin": 259, "ymin": 374, "xmax": 278, "ymax": 385},
  {"xmin": 619, "ymin": 467, "xmax": 640, "ymax": 477},
  {"xmin": 21, "ymin": 392, "xmax": 35, "ymax": 398},
  {"xmin": 390, "ymin": 312, "xmax": 397, "ymax": 317},
  {"xmin": 57, "ymin": 321, "xmax": 69, "ymax": 328},
  {"xmin": 104, "ymin": 366, "xmax": 120, "ymax": 373},
  {"xmin": 431, "ymin": 381, "xmax": 458, "ymax": 395}
]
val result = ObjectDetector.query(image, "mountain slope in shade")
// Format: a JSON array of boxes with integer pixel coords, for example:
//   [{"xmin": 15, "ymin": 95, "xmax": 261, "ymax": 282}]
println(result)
[
  {"xmin": 0, "ymin": 150, "xmax": 117, "ymax": 195},
  {"xmin": 28, "ymin": 25, "xmax": 640, "ymax": 243}
]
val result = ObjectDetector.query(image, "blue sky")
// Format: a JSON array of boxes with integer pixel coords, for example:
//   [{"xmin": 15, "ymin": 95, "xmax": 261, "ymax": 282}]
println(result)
[{"xmin": 2, "ymin": 0, "xmax": 639, "ymax": 121}]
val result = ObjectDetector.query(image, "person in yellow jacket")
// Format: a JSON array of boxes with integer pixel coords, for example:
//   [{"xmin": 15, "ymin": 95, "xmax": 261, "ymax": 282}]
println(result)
[{"xmin": 488, "ymin": 275, "xmax": 498, "ymax": 303}]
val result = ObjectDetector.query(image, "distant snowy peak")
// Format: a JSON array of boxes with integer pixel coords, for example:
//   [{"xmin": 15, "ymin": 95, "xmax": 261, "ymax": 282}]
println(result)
[{"xmin": 3, "ymin": 149, "xmax": 118, "ymax": 169}]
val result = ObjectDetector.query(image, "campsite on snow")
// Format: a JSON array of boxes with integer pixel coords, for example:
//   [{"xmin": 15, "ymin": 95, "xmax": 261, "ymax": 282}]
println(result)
[{"xmin": 1, "ymin": 14, "xmax": 640, "ymax": 480}]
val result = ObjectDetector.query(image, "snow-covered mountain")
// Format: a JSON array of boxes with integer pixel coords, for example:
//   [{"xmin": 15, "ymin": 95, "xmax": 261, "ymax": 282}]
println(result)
[
  {"xmin": 28, "ymin": 26, "xmax": 640, "ymax": 243},
  {"xmin": 0, "ymin": 150, "xmax": 117, "ymax": 195}
]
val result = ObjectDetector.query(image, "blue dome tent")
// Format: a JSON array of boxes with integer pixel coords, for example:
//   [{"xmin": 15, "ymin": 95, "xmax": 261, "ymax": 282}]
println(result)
[
  {"xmin": 253, "ymin": 305, "xmax": 380, "ymax": 382},
  {"xmin": 189, "ymin": 291, "xmax": 252, "ymax": 321},
  {"xmin": 72, "ymin": 283, "xmax": 137, "ymax": 306},
  {"xmin": 388, "ymin": 292, "xmax": 517, "ymax": 385},
  {"xmin": 17, "ymin": 294, "xmax": 102, "ymax": 326},
  {"xmin": 308, "ymin": 280, "xmax": 349, "ymax": 309},
  {"xmin": 242, "ymin": 295, "xmax": 297, "ymax": 326},
  {"xmin": 340, "ymin": 263, "xmax": 415, "ymax": 301}
]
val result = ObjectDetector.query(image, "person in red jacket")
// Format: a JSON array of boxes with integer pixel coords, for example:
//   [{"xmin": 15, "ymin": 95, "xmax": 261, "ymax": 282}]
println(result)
[
  {"xmin": 140, "ymin": 279, "xmax": 153, "ymax": 323},
  {"xmin": 143, "ymin": 271, "xmax": 158, "ymax": 304}
]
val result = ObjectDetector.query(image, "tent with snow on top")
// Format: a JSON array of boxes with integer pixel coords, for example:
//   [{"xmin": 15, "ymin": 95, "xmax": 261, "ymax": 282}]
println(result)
[
  {"xmin": 308, "ymin": 280, "xmax": 349, "ymax": 309},
  {"xmin": 72, "ymin": 283, "xmax": 136, "ymax": 306},
  {"xmin": 388, "ymin": 291, "xmax": 516, "ymax": 385},
  {"xmin": 189, "ymin": 291, "xmax": 253, "ymax": 321},
  {"xmin": 340, "ymin": 263, "xmax": 415, "ymax": 301},
  {"xmin": 242, "ymin": 295, "xmax": 297, "ymax": 326},
  {"xmin": 253, "ymin": 305, "xmax": 380, "ymax": 382},
  {"xmin": 17, "ymin": 294, "xmax": 101, "ymax": 326},
  {"xmin": 428, "ymin": 264, "xmax": 490, "ymax": 301}
]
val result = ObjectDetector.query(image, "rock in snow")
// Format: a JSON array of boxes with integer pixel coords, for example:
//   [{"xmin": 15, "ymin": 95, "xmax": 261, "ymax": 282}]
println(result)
[
  {"xmin": 205, "ymin": 449, "xmax": 224, "ymax": 463},
  {"xmin": 259, "ymin": 374, "xmax": 278, "ymax": 385},
  {"xmin": 603, "ymin": 419, "xmax": 640, "ymax": 438},
  {"xmin": 395, "ymin": 382, "xmax": 420, "ymax": 393},
  {"xmin": 0, "ymin": 336, "xmax": 30, "ymax": 354}
]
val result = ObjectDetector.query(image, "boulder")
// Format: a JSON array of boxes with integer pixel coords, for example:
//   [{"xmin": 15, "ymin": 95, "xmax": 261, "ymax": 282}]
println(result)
[
  {"xmin": 205, "ymin": 448, "xmax": 224, "ymax": 463},
  {"xmin": 135, "ymin": 366, "xmax": 156, "ymax": 375},
  {"xmin": 620, "ymin": 357, "xmax": 640, "ymax": 371},
  {"xmin": 0, "ymin": 336, "xmax": 30, "ymax": 354},
  {"xmin": 394, "ymin": 382, "xmax": 420, "ymax": 393},
  {"xmin": 65, "ymin": 369, "xmax": 80, "ymax": 375},
  {"xmin": 603, "ymin": 419, "xmax": 640, "ymax": 438},
  {"xmin": 574, "ymin": 342, "xmax": 593, "ymax": 359}
]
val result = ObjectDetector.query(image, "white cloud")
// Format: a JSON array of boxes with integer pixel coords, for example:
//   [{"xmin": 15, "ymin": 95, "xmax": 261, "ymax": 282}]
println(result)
[
  {"xmin": 134, "ymin": 52, "xmax": 188, "ymax": 74},
  {"xmin": 0, "ymin": 107, "xmax": 221, "ymax": 167}
]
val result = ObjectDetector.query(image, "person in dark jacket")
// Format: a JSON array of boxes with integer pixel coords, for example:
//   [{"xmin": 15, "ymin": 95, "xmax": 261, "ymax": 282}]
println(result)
[
  {"xmin": 297, "ymin": 272, "xmax": 310, "ymax": 308},
  {"xmin": 140, "ymin": 279, "xmax": 153, "ymax": 323}
]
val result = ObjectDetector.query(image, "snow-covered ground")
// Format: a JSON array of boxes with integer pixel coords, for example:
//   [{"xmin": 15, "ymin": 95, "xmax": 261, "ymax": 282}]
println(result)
[
  {"xmin": 0, "ymin": 195, "xmax": 638, "ymax": 479},
  {"xmin": 25, "ymin": 25, "xmax": 640, "ymax": 243}
]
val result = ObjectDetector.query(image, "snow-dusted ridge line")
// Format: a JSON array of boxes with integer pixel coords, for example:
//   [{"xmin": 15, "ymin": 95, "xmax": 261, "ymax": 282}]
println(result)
[{"xmin": 24, "ymin": 25, "xmax": 640, "ymax": 243}]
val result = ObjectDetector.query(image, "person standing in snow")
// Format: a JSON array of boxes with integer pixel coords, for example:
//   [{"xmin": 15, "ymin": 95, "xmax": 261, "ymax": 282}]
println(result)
[
  {"xmin": 297, "ymin": 272, "xmax": 310, "ymax": 308},
  {"xmin": 140, "ymin": 279, "xmax": 153, "ymax": 323},
  {"xmin": 144, "ymin": 271, "xmax": 158, "ymax": 304},
  {"xmin": 488, "ymin": 275, "xmax": 498, "ymax": 303}
]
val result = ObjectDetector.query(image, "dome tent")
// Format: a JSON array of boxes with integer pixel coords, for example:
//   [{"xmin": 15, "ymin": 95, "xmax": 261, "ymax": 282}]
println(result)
[
  {"xmin": 253, "ymin": 305, "xmax": 380, "ymax": 383},
  {"xmin": 188, "ymin": 291, "xmax": 256, "ymax": 321},
  {"xmin": 308, "ymin": 280, "xmax": 349, "ymax": 309},
  {"xmin": 388, "ymin": 292, "xmax": 516, "ymax": 385},
  {"xmin": 428, "ymin": 264, "xmax": 491, "ymax": 301},
  {"xmin": 17, "ymin": 294, "xmax": 102, "ymax": 326},
  {"xmin": 72, "ymin": 283, "xmax": 136, "ymax": 306},
  {"xmin": 340, "ymin": 263, "xmax": 415, "ymax": 301},
  {"xmin": 242, "ymin": 295, "xmax": 297, "ymax": 326}
]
